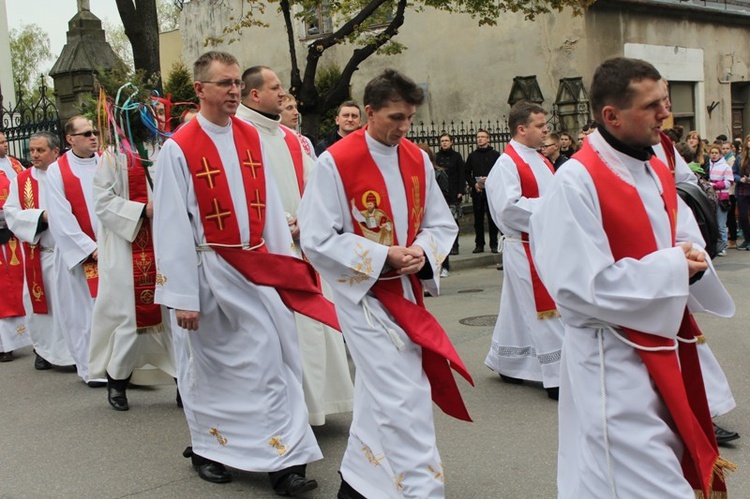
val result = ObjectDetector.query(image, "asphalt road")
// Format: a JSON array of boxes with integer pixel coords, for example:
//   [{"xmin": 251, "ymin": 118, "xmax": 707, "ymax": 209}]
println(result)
[{"xmin": 1, "ymin": 248, "xmax": 748, "ymax": 498}]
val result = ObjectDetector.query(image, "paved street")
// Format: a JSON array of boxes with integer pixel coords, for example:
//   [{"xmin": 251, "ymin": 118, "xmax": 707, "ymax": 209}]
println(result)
[{"xmin": 1, "ymin": 240, "xmax": 748, "ymax": 498}]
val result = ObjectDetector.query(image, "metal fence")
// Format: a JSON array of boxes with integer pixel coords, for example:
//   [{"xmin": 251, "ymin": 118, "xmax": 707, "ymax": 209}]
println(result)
[
  {"xmin": 0, "ymin": 78, "xmax": 62, "ymax": 163},
  {"xmin": 407, "ymin": 119, "xmax": 512, "ymax": 159}
]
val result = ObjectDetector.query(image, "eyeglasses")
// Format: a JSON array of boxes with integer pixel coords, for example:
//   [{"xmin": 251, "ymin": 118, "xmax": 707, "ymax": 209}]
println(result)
[
  {"xmin": 200, "ymin": 79, "xmax": 246, "ymax": 89},
  {"xmin": 541, "ymin": 143, "xmax": 556, "ymax": 149},
  {"xmin": 70, "ymin": 130, "xmax": 100, "ymax": 138}
]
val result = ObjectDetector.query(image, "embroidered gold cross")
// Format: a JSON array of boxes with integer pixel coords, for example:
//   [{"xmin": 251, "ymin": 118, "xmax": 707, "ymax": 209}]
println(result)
[
  {"xmin": 206, "ymin": 198, "xmax": 232, "ymax": 230},
  {"xmin": 196, "ymin": 158, "xmax": 221, "ymax": 189},
  {"xmin": 249, "ymin": 189, "xmax": 265, "ymax": 219},
  {"xmin": 242, "ymin": 150, "xmax": 262, "ymax": 178}
]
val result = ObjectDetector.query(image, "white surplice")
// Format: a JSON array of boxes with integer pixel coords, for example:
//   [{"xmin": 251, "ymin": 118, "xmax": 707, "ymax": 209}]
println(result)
[
  {"xmin": 4, "ymin": 168, "xmax": 74, "ymax": 365},
  {"xmin": 153, "ymin": 114, "xmax": 321, "ymax": 471},
  {"xmin": 88, "ymin": 151, "xmax": 175, "ymax": 384},
  {"xmin": 530, "ymin": 130, "xmax": 735, "ymax": 498},
  {"xmin": 299, "ymin": 132, "xmax": 458, "ymax": 499},
  {"xmin": 483, "ymin": 139, "xmax": 564, "ymax": 387},
  {"xmin": 0, "ymin": 156, "xmax": 20, "ymax": 180},
  {"xmin": 654, "ymin": 143, "xmax": 736, "ymax": 417},
  {"xmin": 45, "ymin": 150, "xmax": 104, "ymax": 383},
  {"xmin": 237, "ymin": 104, "xmax": 353, "ymax": 426}
]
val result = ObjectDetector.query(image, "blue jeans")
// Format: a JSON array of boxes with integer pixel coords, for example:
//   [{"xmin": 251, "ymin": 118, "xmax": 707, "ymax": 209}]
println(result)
[{"xmin": 716, "ymin": 204, "xmax": 728, "ymax": 251}]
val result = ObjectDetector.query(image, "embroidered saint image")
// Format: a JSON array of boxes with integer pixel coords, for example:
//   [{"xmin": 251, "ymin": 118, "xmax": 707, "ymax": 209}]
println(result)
[{"xmin": 351, "ymin": 190, "xmax": 394, "ymax": 246}]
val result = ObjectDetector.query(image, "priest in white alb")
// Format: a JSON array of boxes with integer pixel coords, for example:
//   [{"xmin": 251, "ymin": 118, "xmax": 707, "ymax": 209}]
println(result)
[
  {"xmin": 44, "ymin": 115, "xmax": 106, "ymax": 386},
  {"xmin": 299, "ymin": 69, "xmax": 473, "ymax": 499},
  {"xmin": 530, "ymin": 57, "xmax": 735, "ymax": 498},
  {"xmin": 4, "ymin": 131, "xmax": 75, "ymax": 369},
  {"xmin": 483, "ymin": 101, "xmax": 564, "ymax": 400},
  {"xmin": 237, "ymin": 64, "xmax": 353, "ymax": 426},
  {"xmin": 153, "ymin": 51, "xmax": 327, "ymax": 496}
]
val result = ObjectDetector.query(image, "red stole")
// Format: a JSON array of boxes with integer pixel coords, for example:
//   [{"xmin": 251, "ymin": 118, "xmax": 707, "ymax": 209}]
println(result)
[
  {"xmin": 279, "ymin": 125, "xmax": 305, "ymax": 196},
  {"xmin": 504, "ymin": 144, "xmax": 559, "ymax": 319},
  {"xmin": 329, "ymin": 128, "xmax": 474, "ymax": 422},
  {"xmin": 57, "ymin": 153, "xmax": 98, "ymax": 298},
  {"xmin": 8, "ymin": 156, "xmax": 24, "ymax": 174},
  {"xmin": 127, "ymin": 158, "xmax": 161, "ymax": 329},
  {"xmin": 171, "ymin": 118, "xmax": 339, "ymax": 330},
  {"xmin": 659, "ymin": 131, "xmax": 676, "ymax": 175},
  {"xmin": 16, "ymin": 169, "xmax": 49, "ymax": 313},
  {"xmin": 576, "ymin": 141, "xmax": 730, "ymax": 498},
  {"xmin": 0, "ymin": 171, "xmax": 26, "ymax": 318}
]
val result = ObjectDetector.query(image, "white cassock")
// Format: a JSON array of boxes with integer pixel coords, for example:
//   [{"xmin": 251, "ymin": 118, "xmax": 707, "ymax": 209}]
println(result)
[
  {"xmin": 654, "ymin": 142, "xmax": 736, "ymax": 417},
  {"xmin": 0, "ymin": 156, "xmax": 20, "ymax": 180},
  {"xmin": 530, "ymin": 131, "xmax": 735, "ymax": 498},
  {"xmin": 5, "ymin": 168, "xmax": 75, "ymax": 365},
  {"xmin": 483, "ymin": 139, "xmax": 564, "ymax": 387},
  {"xmin": 299, "ymin": 133, "xmax": 458, "ymax": 499},
  {"xmin": 153, "ymin": 114, "xmax": 321, "ymax": 471},
  {"xmin": 237, "ymin": 104, "xmax": 353, "ymax": 426},
  {"xmin": 88, "ymin": 151, "xmax": 175, "ymax": 384},
  {"xmin": 46, "ymin": 150, "xmax": 105, "ymax": 383}
]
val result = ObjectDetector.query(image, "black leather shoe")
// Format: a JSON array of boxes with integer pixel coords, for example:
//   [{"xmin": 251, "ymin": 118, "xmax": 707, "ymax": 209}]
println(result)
[
  {"xmin": 472, "ymin": 246, "xmax": 484, "ymax": 254},
  {"xmin": 500, "ymin": 374, "xmax": 523, "ymax": 385},
  {"xmin": 546, "ymin": 387, "xmax": 560, "ymax": 401},
  {"xmin": 0, "ymin": 351, "xmax": 14, "ymax": 362},
  {"xmin": 490, "ymin": 247, "xmax": 498, "ymax": 254},
  {"xmin": 34, "ymin": 351, "xmax": 53, "ymax": 370},
  {"xmin": 86, "ymin": 380, "xmax": 107, "ymax": 388},
  {"xmin": 714, "ymin": 423, "xmax": 740, "ymax": 446},
  {"xmin": 338, "ymin": 478, "xmax": 366, "ymax": 499},
  {"xmin": 183, "ymin": 446, "xmax": 232, "ymax": 483},
  {"xmin": 450, "ymin": 248, "xmax": 459, "ymax": 256},
  {"xmin": 273, "ymin": 473, "xmax": 318, "ymax": 496},
  {"xmin": 107, "ymin": 374, "xmax": 130, "ymax": 411}
]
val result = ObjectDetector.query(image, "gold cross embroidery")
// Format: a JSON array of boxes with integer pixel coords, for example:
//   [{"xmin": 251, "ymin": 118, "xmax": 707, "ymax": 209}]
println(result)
[
  {"xmin": 196, "ymin": 158, "xmax": 221, "ymax": 189},
  {"xmin": 206, "ymin": 198, "xmax": 232, "ymax": 230},
  {"xmin": 249, "ymin": 189, "xmax": 265, "ymax": 220},
  {"xmin": 242, "ymin": 150, "xmax": 262, "ymax": 178}
]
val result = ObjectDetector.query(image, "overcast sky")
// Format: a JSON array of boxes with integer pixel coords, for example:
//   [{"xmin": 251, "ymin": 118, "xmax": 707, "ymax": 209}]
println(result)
[{"xmin": 5, "ymin": 0, "xmax": 123, "ymax": 72}]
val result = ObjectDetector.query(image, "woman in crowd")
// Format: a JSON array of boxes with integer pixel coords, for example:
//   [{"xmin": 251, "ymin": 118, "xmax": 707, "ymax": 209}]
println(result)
[
  {"xmin": 687, "ymin": 130, "xmax": 709, "ymax": 173},
  {"xmin": 708, "ymin": 142, "xmax": 734, "ymax": 256},
  {"xmin": 733, "ymin": 135, "xmax": 750, "ymax": 250}
]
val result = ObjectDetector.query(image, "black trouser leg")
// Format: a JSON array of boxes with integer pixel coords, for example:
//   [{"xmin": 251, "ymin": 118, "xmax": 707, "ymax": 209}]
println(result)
[
  {"xmin": 268, "ymin": 464, "xmax": 306, "ymax": 488},
  {"xmin": 728, "ymin": 194, "xmax": 737, "ymax": 240},
  {"xmin": 486, "ymin": 201, "xmax": 499, "ymax": 249},
  {"xmin": 738, "ymin": 196, "xmax": 750, "ymax": 241},
  {"xmin": 472, "ymin": 193, "xmax": 486, "ymax": 247}
]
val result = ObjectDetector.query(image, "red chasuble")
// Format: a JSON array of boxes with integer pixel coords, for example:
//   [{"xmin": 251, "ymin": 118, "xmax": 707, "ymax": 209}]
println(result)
[
  {"xmin": 57, "ymin": 153, "xmax": 98, "ymax": 298},
  {"xmin": 279, "ymin": 124, "xmax": 305, "ymax": 196},
  {"xmin": 504, "ymin": 144, "xmax": 559, "ymax": 320},
  {"xmin": 576, "ymin": 141, "xmax": 731, "ymax": 498},
  {"xmin": 126, "ymin": 157, "xmax": 161, "ymax": 329},
  {"xmin": 171, "ymin": 117, "xmax": 339, "ymax": 330},
  {"xmin": 15, "ymin": 169, "xmax": 49, "ymax": 313},
  {"xmin": 328, "ymin": 127, "xmax": 474, "ymax": 422},
  {"xmin": 0, "ymin": 171, "xmax": 26, "ymax": 319}
]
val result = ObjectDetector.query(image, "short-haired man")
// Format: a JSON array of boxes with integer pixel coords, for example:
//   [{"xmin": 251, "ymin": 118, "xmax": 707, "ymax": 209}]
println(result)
[
  {"xmin": 0, "ymin": 133, "xmax": 33, "ymax": 363},
  {"xmin": 0, "ymin": 131, "xmax": 24, "ymax": 180},
  {"xmin": 465, "ymin": 129, "xmax": 500, "ymax": 253},
  {"xmin": 559, "ymin": 132, "xmax": 576, "ymax": 157},
  {"xmin": 314, "ymin": 100, "xmax": 362, "ymax": 155},
  {"xmin": 531, "ymin": 57, "xmax": 734, "ymax": 497},
  {"xmin": 541, "ymin": 132, "xmax": 568, "ymax": 171},
  {"xmin": 4, "ymin": 131, "xmax": 75, "ymax": 369},
  {"xmin": 280, "ymin": 93, "xmax": 316, "ymax": 159},
  {"xmin": 88, "ymin": 138, "xmax": 177, "ymax": 412},
  {"xmin": 436, "ymin": 133, "xmax": 465, "ymax": 255},
  {"xmin": 153, "ymin": 51, "xmax": 326, "ymax": 495},
  {"xmin": 45, "ymin": 116, "xmax": 107, "ymax": 386},
  {"xmin": 484, "ymin": 101, "xmax": 564, "ymax": 399},
  {"xmin": 237, "ymin": 65, "xmax": 353, "ymax": 426},
  {"xmin": 299, "ymin": 69, "xmax": 472, "ymax": 498}
]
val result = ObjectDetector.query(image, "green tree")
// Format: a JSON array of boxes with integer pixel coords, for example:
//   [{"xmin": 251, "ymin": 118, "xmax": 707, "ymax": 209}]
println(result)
[
  {"xmin": 207, "ymin": 0, "xmax": 596, "ymax": 137},
  {"xmin": 163, "ymin": 61, "xmax": 199, "ymax": 110},
  {"xmin": 8, "ymin": 23, "xmax": 53, "ymax": 101}
]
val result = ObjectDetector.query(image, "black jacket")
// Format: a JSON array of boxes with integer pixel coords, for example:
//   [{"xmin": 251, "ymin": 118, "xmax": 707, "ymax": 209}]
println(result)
[
  {"xmin": 465, "ymin": 146, "xmax": 500, "ymax": 194},
  {"xmin": 435, "ymin": 148, "xmax": 465, "ymax": 202},
  {"xmin": 314, "ymin": 129, "xmax": 344, "ymax": 156}
]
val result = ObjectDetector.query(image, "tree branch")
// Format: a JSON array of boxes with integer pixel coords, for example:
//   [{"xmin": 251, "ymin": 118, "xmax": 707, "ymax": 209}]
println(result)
[{"xmin": 279, "ymin": 0, "xmax": 302, "ymax": 93}]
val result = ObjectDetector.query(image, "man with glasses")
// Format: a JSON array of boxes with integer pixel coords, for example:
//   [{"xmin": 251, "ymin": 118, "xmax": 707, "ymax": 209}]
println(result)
[
  {"xmin": 153, "ymin": 51, "xmax": 323, "ymax": 495},
  {"xmin": 484, "ymin": 102, "xmax": 564, "ymax": 399},
  {"xmin": 236, "ymin": 65, "xmax": 354, "ymax": 427},
  {"xmin": 45, "ymin": 116, "xmax": 107, "ymax": 387},
  {"xmin": 541, "ymin": 132, "xmax": 569, "ymax": 171}
]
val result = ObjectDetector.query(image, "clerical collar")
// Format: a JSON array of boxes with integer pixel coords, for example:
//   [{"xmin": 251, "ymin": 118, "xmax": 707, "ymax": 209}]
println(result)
[
  {"xmin": 598, "ymin": 125, "xmax": 653, "ymax": 161},
  {"xmin": 250, "ymin": 107, "xmax": 280, "ymax": 121},
  {"xmin": 72, "ymin": 151, "xmax": 96, "ymax": 159}
]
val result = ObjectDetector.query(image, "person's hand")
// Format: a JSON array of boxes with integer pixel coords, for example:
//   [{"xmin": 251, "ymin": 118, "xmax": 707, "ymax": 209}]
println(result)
[
  {"xmin": 386, "ymin": 245, "xmax": 426, "ymax": 275},
  {"xmin": 145, "ymin": 200, "xmax": 154, "ymax": 219},
  {"xmin": 91, "ymin": 249, "xmax": 98, "ymax": 261},
  {"xmin": 475, "ymin": 182, "xmax": 483, "ymax": 192},
  {"xmin": 176, "ymin": 310, "xmax": 200, "ymax": 330},
  {"xmin": 288, "ymin": 216, "xmax": 300, "ymax": 241},
  {"xmin": 678, "ymin": 242, "xmax": 708, "ymax": 277},
  {"xmin": 42, "ymin": 210, "xmax": 48, "ymax": 223}
]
